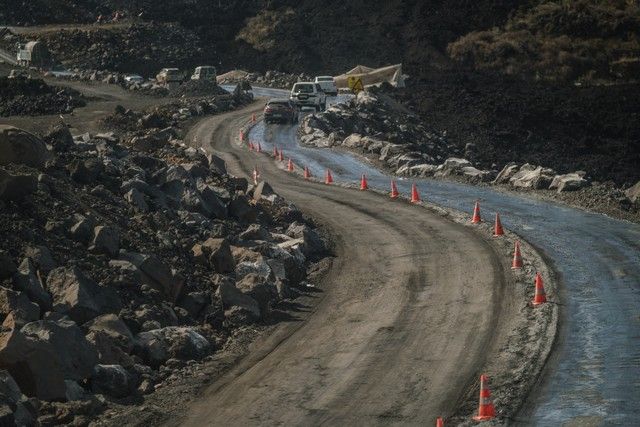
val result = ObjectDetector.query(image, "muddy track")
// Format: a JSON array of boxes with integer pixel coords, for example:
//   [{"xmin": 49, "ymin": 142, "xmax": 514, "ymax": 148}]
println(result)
[{"xmin": 174, "ymin": 104, "xmax": 518, "ymax": 425}]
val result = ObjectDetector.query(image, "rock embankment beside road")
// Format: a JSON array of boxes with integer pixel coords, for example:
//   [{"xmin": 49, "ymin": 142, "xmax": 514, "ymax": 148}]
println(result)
[
  {"xmin": 299, "ymin": 89, "xmax": 640, "ymax": 221},
  {"xmin": 0, "ymin": 96, "xmax": 329, "ymax": 424}
]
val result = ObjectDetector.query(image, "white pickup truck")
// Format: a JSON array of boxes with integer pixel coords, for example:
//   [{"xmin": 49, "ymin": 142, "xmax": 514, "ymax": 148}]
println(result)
[
  {"xmin": 314, "ymin": 76, "xmax": 337, "ymax": 96},
  {"xmin": 290, "ymin": 82, "xmax": 327, "ymax": 111}
]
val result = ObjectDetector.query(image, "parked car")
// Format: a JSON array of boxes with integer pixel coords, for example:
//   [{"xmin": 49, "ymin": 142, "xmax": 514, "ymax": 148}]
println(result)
[
  {"xmin": 123, "ymin": 74, "xmax": 144, "ymax": 84},
  {"xmin": 264, "ymin": 99, "xmax": 299, "ymax": 124},
  {"xmin": 191, "ymin": 66, "xmax": 217, "ymax": 81},
  {"xmin": 314, "ymin": 76, "xmax": 337, "ymax": 96},
  {"xmin": 289, "ymin": 82, "xmax": 327, "ymax": 111},
  {"xmin": 155, "ymin": 68, "xmax": 183, "ymax": 85}
]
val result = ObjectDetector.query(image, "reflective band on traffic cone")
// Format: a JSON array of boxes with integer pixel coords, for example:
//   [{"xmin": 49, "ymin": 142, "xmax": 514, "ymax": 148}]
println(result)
[
  {"xmin": 273, "ymin": 146, "xmax": 279, "ymax": 158},
  {"xmin": 278, "ymin": 150, "xmax": 284, "ymax": 161},
  {"xmin": 391, "ymin": 179, "xmax": 399, "ymax": 199},
  {"xmin": 253, "ymin": 166, "xmax": 259, "ymax": 185},
  {"xmin": 472, "ymin": 374, "xmax": 496, "ymax": 421},
  {"xmin": 493, "ymin": 212, "xmax": 504, "ymax": 237},
  {"xmin": 304, "ymin": 166, "xmax": 311, "ymax": 179},
  {"xmin": 287, "ymin": 158, "xmax": 294, "ymax": 172},
  {"xmin": 325, "ymin": 169, "xmax": 333, "ymax": 184},
  {"xmin": 360, "ymin": 174, "xmax": 368, "ymax": 190},
  {"xmin": 471, "ymin": 201, "xmax": 481, "ymax": 224},
  {"xmin": 532, "ymin": 272, "xmax": 547, "ymax": 305},
  {"xmin": 256, "ymin": 142, "xmax": 262, "ymax": 153},
  {"xmin": 511, "ymin": 240, "xmax": 523, "ymax": 270},
  {"xmin": 410, "ymin": 183, "xmax": 420, "ymax": 203},
  {"xmin": 436, "ymin": 417, "xmax": 444, "ymax": 427}
]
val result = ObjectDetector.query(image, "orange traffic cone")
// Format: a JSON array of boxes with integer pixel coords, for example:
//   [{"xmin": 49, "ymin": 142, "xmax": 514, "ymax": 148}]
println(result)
[
  {"xmin": 239, "ymin": 129, "xmax": 244, "ymax": 141},
  {"xmin": 512, "ymin": 241, "xmax": 523, "ymax": 270},
  {"xmin": 287, "ymin": 158, "xmax": 294, "ymax": 172},
  {"xmin": 256, "ymin": 142, "xmax": 262, "ymax": 153},
  {"xmin": 493, "ymin": 213, "xmax": 504, "ymax": 237},
  {"xmin": 252, "ymin": 166, "xmax": 259, "ymax": 185},
  {"xmin": 471, "ymin": 201, "xmax": 481, "ymax": 224},
  {"xmin": 251, "ymin": 113, "xmax": 256, "ymax": 123},
  {"xmin": 410, "ymin": 183, "xmax": 420, "ymax": 203},
  {"xmin": 304, "ymin": 166, "xmax": 311, "ymax": 179},
  {"xmin": 390, "ymin": 179, "xmax": 399, "ymax": 199},
  {"xmin": 436, "ymin": 417, "xmax": 444, "ymax": 427},
  {"xmin": 360, "ymin": 174, "xmax": 368, "ymax": 190},
  {"xmin": 278, "ymin": 150, "xmax": 284, "ymax": 161},
  {"xmin": 532, "ymin": 272, "xmax": 547, "ymax": 305},
  {"xmin": 273, "ymin": 146, "xmax": 279, "ymax": 158},
  {"xmin": 472, "ymin": 374, "xmax": 496, "ymax": 421},
  {"xmin": 325, "ymin": 169, "xmax": 333, "ymax": 184}
]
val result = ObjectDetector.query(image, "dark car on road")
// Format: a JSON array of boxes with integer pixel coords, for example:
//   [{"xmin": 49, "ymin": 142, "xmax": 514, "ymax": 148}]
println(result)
[{"xmin": 264, "ymin": 99, "xmax": 299, "ymax": 124}]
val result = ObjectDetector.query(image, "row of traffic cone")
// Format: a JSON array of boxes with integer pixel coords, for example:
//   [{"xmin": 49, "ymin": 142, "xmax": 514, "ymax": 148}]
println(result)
[{"xmin": 253, "ymin": 143, "xmax": 549, "ymax": 309}]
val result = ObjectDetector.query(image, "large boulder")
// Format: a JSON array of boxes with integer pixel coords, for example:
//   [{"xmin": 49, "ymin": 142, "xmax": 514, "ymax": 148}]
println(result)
[
  {"xmin": 119, "ymin": 253, "xmax": 185, "ymax": 302},
  {"xmin": 0, "ymin": 126, "xmax": 50, "ymax": 168},
  {"xmin": 90, "ymin": 364, "xmax": 133, "ymax": 398},
  {"xmin": 549, "ymin": 172, "xmax": 588, "ymax": 192},
  {"xmin": 68, "ymin": 158, "xmax": 104, "ymax": 185},
  {"xmin": 509, "ymin": 164, "xmax": 555, "ymax": 189},
  {"xmin": 85, "ymin": 314, "xmax": 134, "ymax": 353},
  {"xmin": 285, "ymin": 222, "xmax": 325, "ymax": 257},
  {"xmin": 199, "ymin": 186, "xmax": 228, "ymax": 219},
  {"xmin": 239, "ymin": 224, "xmax": 271, "ymax": 241},
  {"xmin": 90, "ymin": 225, "xmax": 120, "ymax": 258},
  {"xmin": 133, "ymin": 327, "xmax": 210, "ymax": 367},
  {"xmin": 252, "ymin": 181, "xmax": 275, "ymax": 202},
  {"xmin": 86, "ymin": 329, "xmax": 135, "ymax": 367},
  {"xmin": 228, "ymin": 195, "xmax": 257, "ymax": 223},
  {"xmin": 21, "ymin": 319, "xmax": 98, "ymax": 381},
  {"xmin": 68, "ymin": 215, "xmax": 95, "ymax": 244},
  {"xmin": 46, "ymin": 267, "xmax": 121, "ymax": 324},
  {"xmin": 626, "ymin": 181, "xmax": 640, "ymax": 205},
  {"xmin": 434, "ymin": 157, "xmax": 472, "ymax": 178},
  {"xmin": 43, "ymin": 123, "xmax": 74, "ymax": 152},
  {"xmin": 192, "ymin": 238, "xmax": 235, "ymax": 273},
  {"xmin": 235, "ymin": 274, "xmax": 278, "ymax": 313},
  {"xmin": 12, "ymin": 259, "xmax": 52, "ymax": 311},
  {"xmin": 216, "ymin": 279, "xmax": 260, "ymax": 319},
  {"xmin": 0, "ymin": 168, "xmax": 37, "ymax": 201},
  {"xmin": 124, "ymin": 188, "xmax": 149, "ymax": 212},
  {"xmin": 0, "ymin": 315, "xmax": 66, "ymax": 400},
  {"xmin": 206, "ymin": 154, "xmax": 227, "ymax": 175},
  {"xmin": 24, "ymin": 245, "xmax": 57, "ymax": 274},
  {"xmin": 0, "ymin": 287, "xmax": 39, "ymax": 328},
  {"xmin": 493, "ymin": 162, "xmax": 519, "ymax": 184}
]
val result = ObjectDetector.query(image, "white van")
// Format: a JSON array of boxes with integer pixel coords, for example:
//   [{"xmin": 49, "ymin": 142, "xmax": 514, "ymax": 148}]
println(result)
[{"xmin": 314, "ymin": 76, "xmax": 337, "ymax": 96}]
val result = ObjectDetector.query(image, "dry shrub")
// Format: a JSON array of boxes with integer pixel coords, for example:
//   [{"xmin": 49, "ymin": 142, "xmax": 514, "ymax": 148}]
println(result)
[{"xmin": 448, "ymin": 0, "xmax": 640, "ymax": 82}]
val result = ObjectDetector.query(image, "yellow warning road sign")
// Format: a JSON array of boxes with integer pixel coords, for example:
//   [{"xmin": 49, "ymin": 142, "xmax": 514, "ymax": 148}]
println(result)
[{"xmin": 347, "ymin": 76, "xmax": 364, "ymax": 93}]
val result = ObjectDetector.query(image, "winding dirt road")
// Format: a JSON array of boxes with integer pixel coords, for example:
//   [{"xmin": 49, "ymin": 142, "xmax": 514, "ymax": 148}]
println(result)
[{"xmin": 176, "ymin": 104, "xmax": 515, "ymax": 425}]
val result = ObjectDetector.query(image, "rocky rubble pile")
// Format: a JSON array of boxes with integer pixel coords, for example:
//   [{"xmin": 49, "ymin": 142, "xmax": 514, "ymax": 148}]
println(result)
[
  {"xmin": 299, "ymin": 89, "xmax": 599, "ymax": 193},
  {"xmin": 298, "ymin": 89, "xmax": 456, "ymax": 173},
  {"xmin": 28, "ymin": 23, "xmax": 204, "ymax": 76},
  {"xmin": 0, "ymin": 118, "xmax": 327, "ymax": 424},
  {"xmin": 0, "ymin": 77, "xmax": 86, "ymax": 117},
  {"xmin": 217, "ymin": 70, "xmax": 312, "ymax": 89},
  {"xmin": 102, "ymin": 89, "xmax": 250, "ymax": 134}
]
